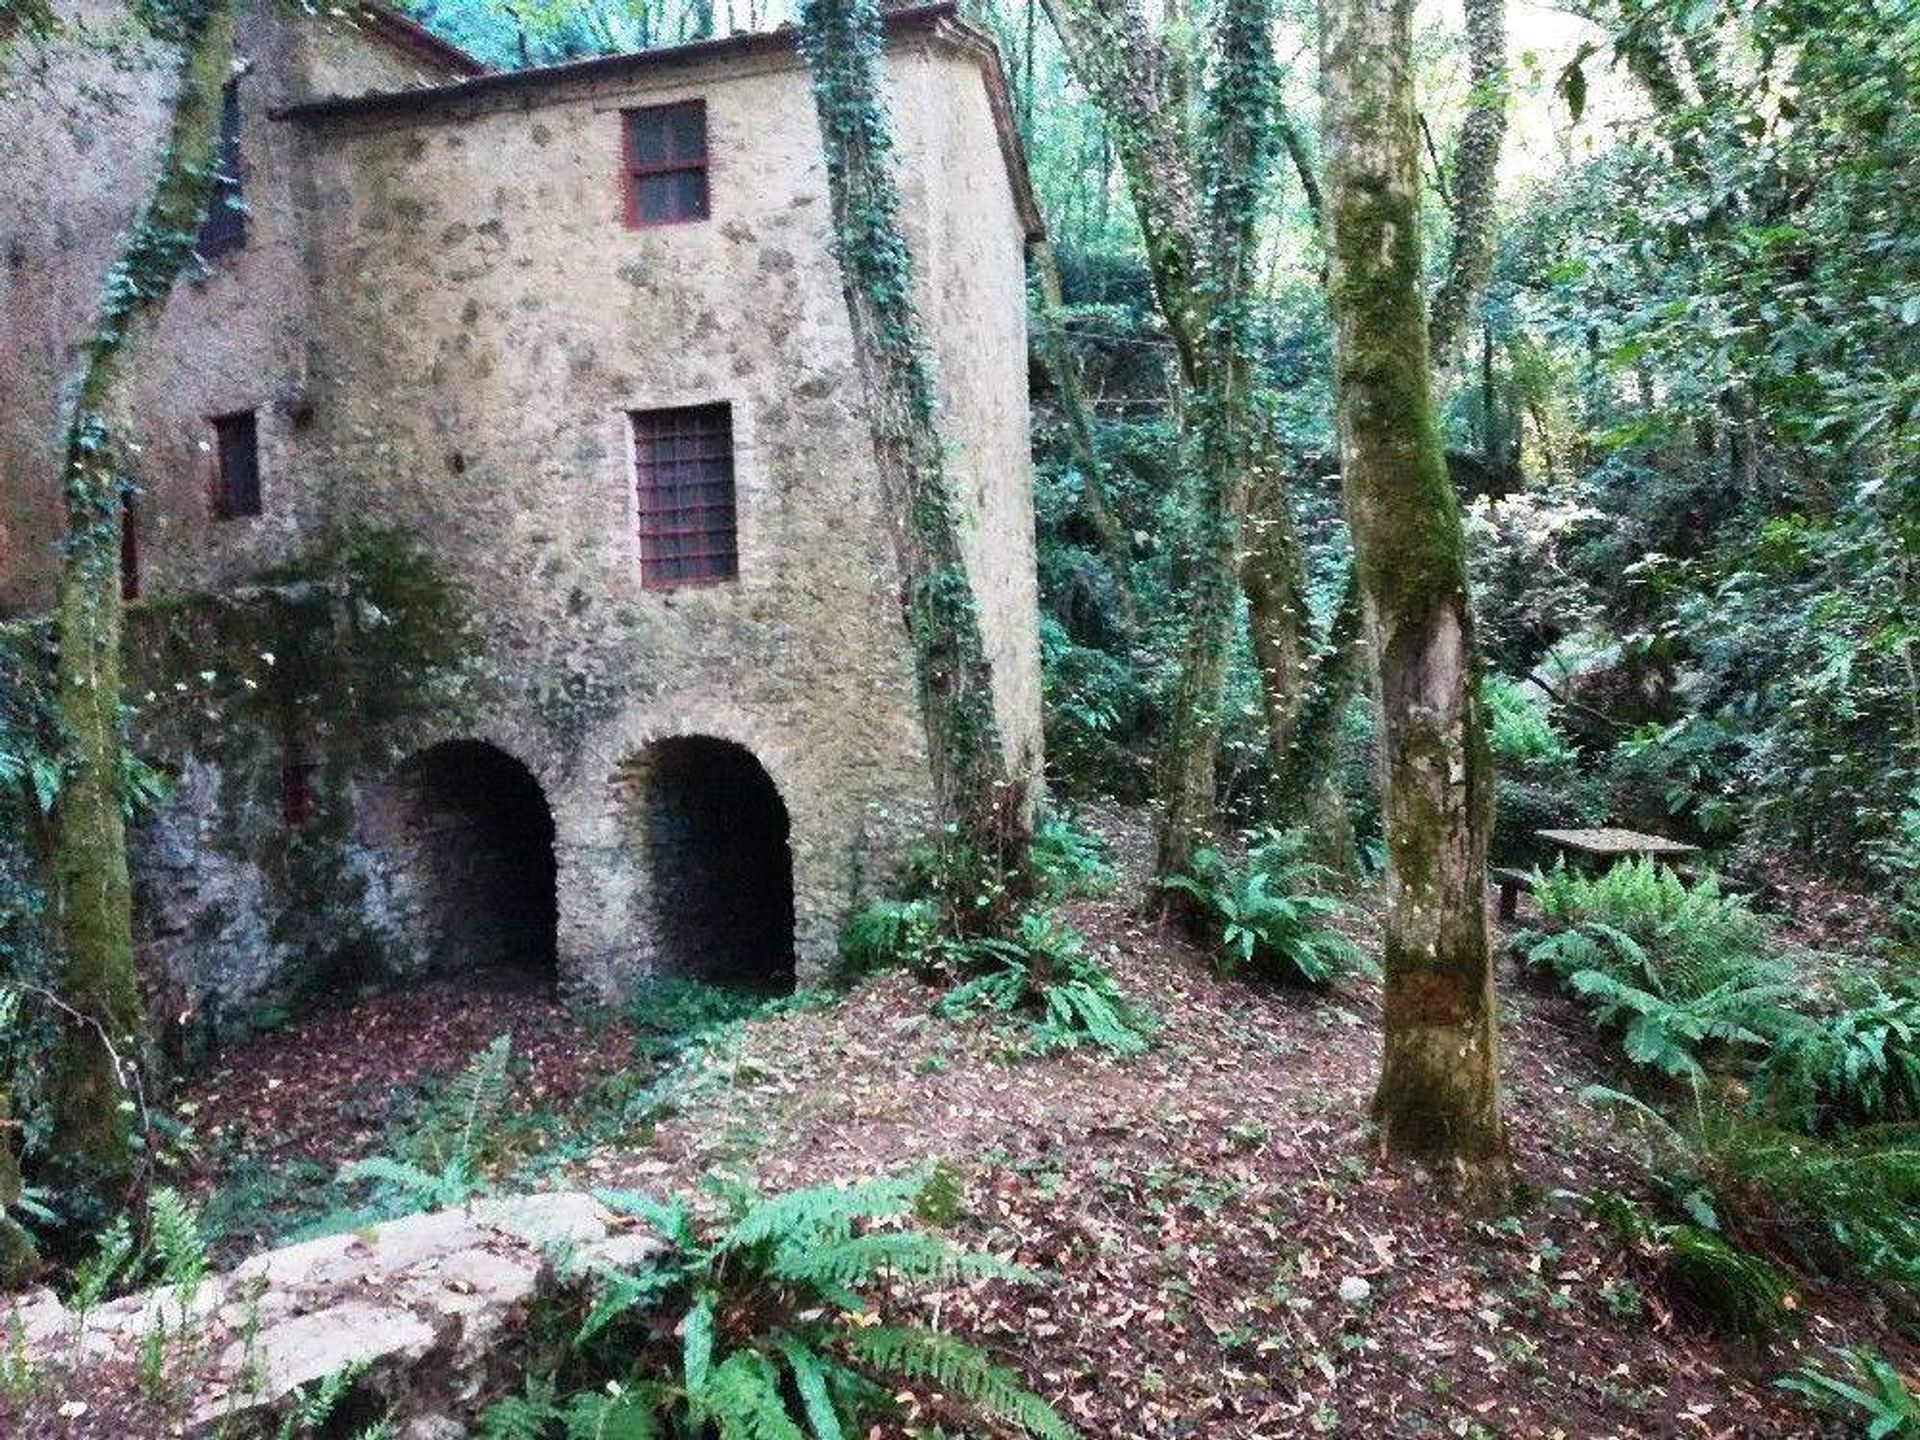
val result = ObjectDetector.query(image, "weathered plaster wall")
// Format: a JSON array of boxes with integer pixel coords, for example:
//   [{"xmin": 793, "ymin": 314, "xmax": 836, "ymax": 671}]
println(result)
[
  {"xmin": 4, "ymin": 16, "xmax": 1043, "ymax": 1018},
  {"xmin": 893, "ymin": 43, "xmax": 1045, "ymax": 791},
  {"xmin": 0, "ymin": 0, "xmax": 469, "ymax": 612}
]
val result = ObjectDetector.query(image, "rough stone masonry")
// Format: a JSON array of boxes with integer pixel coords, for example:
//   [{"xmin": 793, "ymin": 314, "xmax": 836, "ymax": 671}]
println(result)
[{"xmin": 0, "ymin": 1, "xmax": 1045, "ymax": 1020}]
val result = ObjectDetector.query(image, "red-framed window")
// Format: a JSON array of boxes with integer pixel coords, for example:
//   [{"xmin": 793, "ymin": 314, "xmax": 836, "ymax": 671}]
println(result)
[
  {"xmin": 631, "ymin": 403, "xmax": 737, "ymax": 589},
  {"xmin": 211, "ymin": 410, "xmax": 261, "ymax": 519},
  {"xmin": 622, "ymin": 100, "xmax": 708, "ymax": 227},
  {"xmin": 196, "ymin": 77, "xmax": 246, "ymax": 258}
]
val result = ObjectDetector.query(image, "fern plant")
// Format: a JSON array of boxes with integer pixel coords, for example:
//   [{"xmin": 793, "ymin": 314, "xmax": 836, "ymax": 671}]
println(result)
[
  {"xmin": 341, "ymin": 1034, "xmax": 514, "ymax": 1215},
  {"xmin": 1163, "ymin": 831, "xmax": 1365, "ymax": 988},
  {"xmin": 498, "ymin": 1173, "xmax": 1075, "ymax": 1440},
  {"xmin": 1577, "ymin": 1183, "xmax": 1794, "ymax": 1338},
  {"xmin": 1779, "ymin": 1347, "xmax": 1920, "ymax": 1438},
  {"xmin": 936, "ymin": 911, "xmax": 1153, "ymax": 1056},
  {"xmin": 1757, "ymin": 974, "xmax": 1920, "ymax": 1132},
  {"xmin": 1518, "ymin": 862, "xmax": 1794, "ymax": 1081},
  {"xmin": 1586, "ymin": 1086, "xmax": 1920, "ymax": 1298}
]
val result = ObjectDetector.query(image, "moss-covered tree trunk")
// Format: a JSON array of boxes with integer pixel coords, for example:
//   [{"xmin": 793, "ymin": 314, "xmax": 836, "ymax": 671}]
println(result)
[
  {"xmin": 50, "ymin": 0, "xmax": 241, "ymax": 1204},
  {"xmin": 798, "ymin": 0, "xmax": 1029, "ymax": 916},
  {"xmin": 1320, "ymin": 0, "xmax": 1509, "ymax": 1206}
]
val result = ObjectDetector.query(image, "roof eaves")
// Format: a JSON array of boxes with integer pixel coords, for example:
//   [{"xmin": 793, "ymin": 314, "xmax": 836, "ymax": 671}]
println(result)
[{"xmin": 275, "ymin": 1, "xmax": 1043, "ymax": 243}]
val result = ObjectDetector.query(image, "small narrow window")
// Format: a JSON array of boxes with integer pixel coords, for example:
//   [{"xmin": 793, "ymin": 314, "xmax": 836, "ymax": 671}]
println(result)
[
  {"xmin": 281, "ymin": 761, "xmax": 318, "ymax": 829},
  {"xmin": 622, "ymin": 101, "xmax": 708, "ymax": 227},
  {"xmin": 196, "ymin": 78, "xmax": 246, "ymax": 258},
  {"xmin": 120, "ymin": 491, "xmax": 139, "ymax": 600},
  {"xmin": 631, "ymin": 403, "xmax": 736, "ymax": 588},
  {"xmin": 212, "ymin": 411, "xmax": 261, "ymax": 519}
]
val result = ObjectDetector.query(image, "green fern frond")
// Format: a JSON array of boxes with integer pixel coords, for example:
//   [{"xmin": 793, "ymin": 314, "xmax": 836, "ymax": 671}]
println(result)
[
  {"xmin": 771, "ymin": 1230, "xmax": 1032, "ymax": 1292},
  {"xmin": 721, "ymin": 1175, "xmax": 924, "ymax": 1254},
  {"xmin": 773, "ymin": 1335, "xmax": 847, "ymax": 1440},
  {"xmin": 562, "ymin": 1385, "xmax": 664, "ymax": 1440},
  {"xmin": 452, "ymin": 1033, "xmax": 514, "ymax": 1166},
  {"xmin": 147, "ymin": 1186, "xmax": 208, "ymax": 1297},
  {"xmin": 595, "ymin": 1190, "xmax": 699, "ymax": 1251},
  {"xmin": 840, "ymin": 1326, "xmax": 1074, "ymax": 1440},
  {"xmin": 694, "ymin": 1351, "xmax": 807, "ymax": 1440}
]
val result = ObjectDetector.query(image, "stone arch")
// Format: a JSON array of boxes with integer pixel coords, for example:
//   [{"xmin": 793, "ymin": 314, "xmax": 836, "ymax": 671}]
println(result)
[
  {"xmin": 372, "ymin": 738, "xmax": 559, "ymax": 984},
  {"xmin": 619, "ymin": 735, "xmax": 796, "ymax": 993}
]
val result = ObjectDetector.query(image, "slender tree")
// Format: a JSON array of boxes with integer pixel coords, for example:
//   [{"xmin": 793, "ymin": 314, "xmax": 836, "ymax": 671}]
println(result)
[
  {"xmin": 1042, "ymin": 0, "xmax": 1285, "ymax": 877},
  {"xmin": 1426, "ymin": 0, "xmax": 1507, "ymax": 369},
  {"xmin": 798, "ymin": 0, "xmax": 1030, "ymax": 915},
  {"xmin": 1320, "ymin": 0, "xmax": 1509, "ymax": 1205},
  {"xmin": 48, "ymin": 0, "xmax": 241, "ymax": 1203}
]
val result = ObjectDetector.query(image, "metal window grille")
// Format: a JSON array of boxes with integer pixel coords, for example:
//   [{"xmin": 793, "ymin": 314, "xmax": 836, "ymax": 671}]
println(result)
[
  {"xmin": 632, "ymin": 403, "xmax": 737, "ymax": 588},
  {"xmin": 623, "ymin": 100, "xmax": 708, "ymax": 227}
]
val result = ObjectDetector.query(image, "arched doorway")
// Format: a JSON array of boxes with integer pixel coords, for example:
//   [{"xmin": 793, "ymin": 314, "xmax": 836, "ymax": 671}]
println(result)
[
  {"xmin": 384, "ymin": 740, "xmax": 558, "ymax": 984},
  {"xmin": 636, "ymin": 736, "xmax": 795, "ymax": 993}
]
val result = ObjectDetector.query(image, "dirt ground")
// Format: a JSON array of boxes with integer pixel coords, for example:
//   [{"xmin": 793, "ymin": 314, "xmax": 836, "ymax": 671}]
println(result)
[{"xmin": 10, "ymin": 810, "xmax": 1915, "ymax": 1437}]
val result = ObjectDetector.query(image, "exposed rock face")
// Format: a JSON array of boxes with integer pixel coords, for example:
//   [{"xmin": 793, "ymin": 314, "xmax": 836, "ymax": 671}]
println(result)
[{"xmin": 0, "ymin": 1193, "xmax": 659, "ymax": 1435}]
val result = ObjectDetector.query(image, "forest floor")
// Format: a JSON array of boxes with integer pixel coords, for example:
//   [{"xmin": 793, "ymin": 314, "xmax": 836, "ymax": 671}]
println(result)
[{"xmin": 36, "ymin": 809, "xmax": 1920, "ymax": 1437}]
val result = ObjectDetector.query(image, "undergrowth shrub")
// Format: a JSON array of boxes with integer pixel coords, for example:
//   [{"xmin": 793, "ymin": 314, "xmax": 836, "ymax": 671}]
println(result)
[
  {"xmin": 1483, "ymin": 675, "xmax": 1601, "ymax": 868},
  {"xmin": 935, "ymin": 911, "xmax": 1153, "ymax": 1056},
  {"xmin": 836, "ymin": 820, "xmax": 1150, "ymax": 1057},
  {"xmin": 1583, "ymin": 1186, "xmax": 1795, "ymax": 1338},
  {"xmin": 1587, "ymin": 1087, "xmax": 1920, "ymax": 1304},
  {"xmin": 338, "ymin": 1035, "xmax": 515, "ymax": 1215},
  {"xmin": 1756, "ymin": 972, "xmax": 1920, "ymax": 1132},
  {"xmin": 1516, "ymin": 862, "xmax": 1793, "ymax": 1080},
  {"xmin": 1779, "ymin": 1347, "xmax": 1920, "ymax": 1438},
  {"xmin": 1164, "ymin": 829, "xmax": 1366, "ymax": 988},
  {"xmin": 482, "ymin": 1172, "xmax": 1073, "ymax": 1439},
  {"xmin": 1031, "ymin": 812, "xmax": 1116, "ymax": 900}
]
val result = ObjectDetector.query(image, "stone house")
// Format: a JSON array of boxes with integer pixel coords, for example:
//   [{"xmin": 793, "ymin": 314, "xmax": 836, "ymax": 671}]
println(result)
[{"xmin": 0, "ymin": 1, "xmax": 1044, "ymax": 1017}]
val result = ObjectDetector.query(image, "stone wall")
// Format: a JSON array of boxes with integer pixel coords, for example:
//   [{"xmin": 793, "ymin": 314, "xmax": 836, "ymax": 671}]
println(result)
[{"xmin": 2, "ymin": 6, "xmax": 1044, "ymax": 1018}]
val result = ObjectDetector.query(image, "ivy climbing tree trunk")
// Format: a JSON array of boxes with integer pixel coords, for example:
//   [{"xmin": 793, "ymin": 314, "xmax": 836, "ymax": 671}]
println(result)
[
  {"xmin": 1320, "ymin": 0, "xmax": 1510, "ymax": 1206},
  {"xmin": 1042, "ymin": 0, "xmax": 1287, "ymax": 879},
  {"xmin": 1426, "ymin": 0, "xmax": 1507, "ymax": 369},
  {"xmin": 50, "ymin": 0, "xmax": 240, "ymax": 1205},
  {"xmin": 798, "ymin": 0, "xmax": 1029, "ymax": 918}
]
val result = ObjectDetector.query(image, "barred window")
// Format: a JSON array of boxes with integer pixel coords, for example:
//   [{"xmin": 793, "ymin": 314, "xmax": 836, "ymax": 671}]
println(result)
[
  {"xmin": 631, "ymin": 403, "xmax": 737, "ymax": 589},
  {"xmin": 623, "ymin": 100, "xmax": 708, "ymax": 227}
]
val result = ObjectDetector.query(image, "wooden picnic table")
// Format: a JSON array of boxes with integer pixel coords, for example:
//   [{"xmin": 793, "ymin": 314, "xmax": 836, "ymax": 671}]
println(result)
[
  {"xmin": 1495, "ymin": 827, "xmax": 1701, "ymax": 921},
  {"xmin": 1535, "ymin": 827, "xmax": 1701, "ymax": 862}
]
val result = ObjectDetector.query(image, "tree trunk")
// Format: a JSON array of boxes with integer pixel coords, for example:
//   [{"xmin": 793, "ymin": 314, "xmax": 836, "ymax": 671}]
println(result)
[
  {"xmin": 1242, "ymin": 449, "xmax": 1312, "ymax": 786},
  {"xmin": 798, "ymin": 0, "xmax": 1029, "ymax": 919},
  {"xmin": 1043, "ymin": 0, "xmax": 1282, "ymax": 878},
  {"xmin": 1320, "ymin": 0, "xmax": 1509, "ymax": 1207},
  {"xmin": 1272, "ymin": 564, "xmax": 1365, "ymax": 853},
  {"xmin": 49, "ymin": 0, "xmax": 240, "ymax": 1204}
]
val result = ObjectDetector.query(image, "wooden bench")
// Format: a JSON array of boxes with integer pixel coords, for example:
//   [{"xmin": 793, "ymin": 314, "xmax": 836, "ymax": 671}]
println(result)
[{"xmin": 1493, "ymin": 867, "xmax": 1535, "ymax": 922}]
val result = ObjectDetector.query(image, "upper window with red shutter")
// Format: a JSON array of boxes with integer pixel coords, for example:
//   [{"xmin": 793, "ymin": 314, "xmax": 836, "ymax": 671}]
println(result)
[
  {"xmin": 197, "ymin": 78, "xmax": 246, "ymax": 259},
  {"xmin": 631, "ymin": 403, "xmax": 737, "ymax": 589},
  {"xmin": 622, "ymin": 100, "xmax": 708, "ymax": 227}
]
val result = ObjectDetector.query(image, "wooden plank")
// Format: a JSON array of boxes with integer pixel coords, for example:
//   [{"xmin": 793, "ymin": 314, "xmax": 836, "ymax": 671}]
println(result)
[{"xmin": 1535, "ymin": 827, "xmax": 1700, "ymax": 857}]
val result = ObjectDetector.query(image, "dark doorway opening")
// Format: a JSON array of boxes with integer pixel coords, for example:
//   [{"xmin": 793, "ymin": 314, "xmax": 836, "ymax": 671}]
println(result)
[
  {"xmin": 392, "ymin": 740, "xmax": 558, "ymax": 985},
  {"xmin": 643, "ymin": 737, "xmax": 795, "ymax": 993}
]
